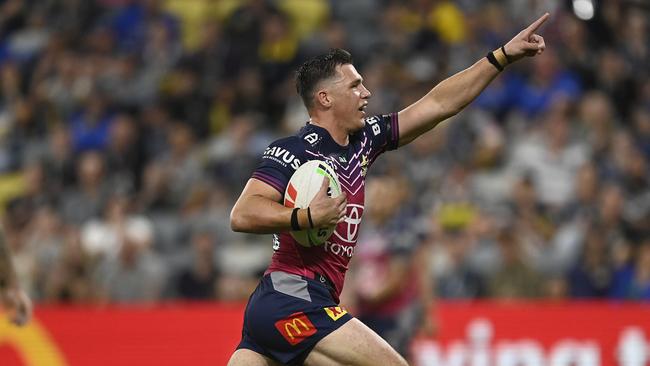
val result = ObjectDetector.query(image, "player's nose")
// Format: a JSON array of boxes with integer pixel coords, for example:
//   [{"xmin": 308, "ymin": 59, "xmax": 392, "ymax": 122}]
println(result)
[{"xmin": 361, "ymin": 84, "xmax": 371, "ymax": 99}]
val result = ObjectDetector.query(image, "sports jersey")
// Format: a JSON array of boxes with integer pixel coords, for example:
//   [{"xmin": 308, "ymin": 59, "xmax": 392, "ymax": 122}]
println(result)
[{"xmin": 251, "ymin": 113, "xmax": 399, "ymax": 302}]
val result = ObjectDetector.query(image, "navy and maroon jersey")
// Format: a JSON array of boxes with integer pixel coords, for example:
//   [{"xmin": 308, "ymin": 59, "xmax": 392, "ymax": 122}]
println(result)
[{"xmin": 251, "ymin": 113, "xmax": 400, "ymax": 302}]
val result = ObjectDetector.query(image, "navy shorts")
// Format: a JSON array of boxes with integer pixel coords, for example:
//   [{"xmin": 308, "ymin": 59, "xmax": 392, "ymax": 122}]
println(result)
[{"xmin": 237, "ymin": 271, "xmax": 352, "ymax": 365}]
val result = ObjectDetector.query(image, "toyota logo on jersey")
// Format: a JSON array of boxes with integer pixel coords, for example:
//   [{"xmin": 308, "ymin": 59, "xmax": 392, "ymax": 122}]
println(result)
[{"xmin": 333, "ymin": 204, "xmax": 364, "ymax": 243}]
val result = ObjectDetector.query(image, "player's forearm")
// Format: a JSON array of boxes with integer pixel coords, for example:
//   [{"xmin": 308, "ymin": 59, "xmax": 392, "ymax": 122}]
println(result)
[
  {"xmin": 398, "ymin": 58, "xmax": 499, "ymax": 146},
  {"xmin": 428, "ymin": 58, "xmax": 499, "ymax": 121},
  {"xmin": 398, "ymin": 13, "xmax": 549, "ymax": 147},
  {"xmin": 230, "ymin": 195, "xmax": 309, "ymax": 234},
  {"xmin": 0, "ymin": 232, "xmax": 18, "ymax": 291}
]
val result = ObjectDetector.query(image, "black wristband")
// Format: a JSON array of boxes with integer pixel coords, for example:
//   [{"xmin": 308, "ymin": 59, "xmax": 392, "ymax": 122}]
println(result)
[
  {"xmin": 486, "ymin": 51, "xmax": 503, "ymax": 71},
  {"xmin": 501, "ymin": 46, "xmax": 512, "ymax": 64},
  {"xmin": 307, "ymin": 207, "xmax": 315, "ymax": 229},
  {"xmin": 291, "ymin": 208, "xmax": 301, "ymax": 231}
]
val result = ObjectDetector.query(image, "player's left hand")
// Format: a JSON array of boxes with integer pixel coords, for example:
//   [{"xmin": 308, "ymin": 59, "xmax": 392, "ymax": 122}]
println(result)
[
  {"xmin": 0, "ymin": 288, "xmax": 32, "ymax": 326},
  {"xmin": 503, "ymin": 13, "xmax": 549, "ymax": 62}
]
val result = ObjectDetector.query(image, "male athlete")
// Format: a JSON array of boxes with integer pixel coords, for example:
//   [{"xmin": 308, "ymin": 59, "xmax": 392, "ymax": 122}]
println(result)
[
  {"xmin": 229, "ymin": 13, "xmax": 549, "ymax": 366},
  {"xmin": 0, "ymin": 230, "xmax": 33, "ymax": 326}
]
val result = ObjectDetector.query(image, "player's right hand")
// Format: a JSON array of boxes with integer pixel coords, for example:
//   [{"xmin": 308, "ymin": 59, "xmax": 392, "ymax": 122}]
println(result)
[
  {"xmin": 308, "ymin": 178, "xmax": 347, "ymax": 227},
  {"xmin": 503, "ymin": 13, "xmax": 549, "ymax": 62}
]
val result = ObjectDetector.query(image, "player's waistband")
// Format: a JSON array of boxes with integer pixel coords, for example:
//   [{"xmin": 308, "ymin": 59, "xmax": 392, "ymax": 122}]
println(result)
[
  {"xmin": 305, "ymin": 271, "xmax": 336, "ymax": 293},
  {"xmin": 266, "ymin": 268, "xmax": 336, "ymax": 294}
]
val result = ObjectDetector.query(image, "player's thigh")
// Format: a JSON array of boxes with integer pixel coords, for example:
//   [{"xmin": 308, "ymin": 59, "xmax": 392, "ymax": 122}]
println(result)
[
  {"xmin": 304, "ymin": 318, "xmax": 408, "ymax": 366},
  {"xmin": 227, "ymin": 349, "xmax": 282, "ymax": 366}
]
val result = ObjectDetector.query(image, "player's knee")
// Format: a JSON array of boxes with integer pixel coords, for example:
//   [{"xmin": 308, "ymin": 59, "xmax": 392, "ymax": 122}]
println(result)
[
  {"xmin": 386, "ymin": 350, "xmax": 409, "ymax": 366},
  {"xmin": 228, "ymin": 349, "xmax": 276, "ymax": 366}
]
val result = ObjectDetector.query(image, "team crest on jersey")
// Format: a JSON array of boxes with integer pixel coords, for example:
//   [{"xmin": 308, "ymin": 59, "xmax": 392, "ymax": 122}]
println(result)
[{"xmin": 360, "ymin": 154, "xmax": 369, "ymax": 176}]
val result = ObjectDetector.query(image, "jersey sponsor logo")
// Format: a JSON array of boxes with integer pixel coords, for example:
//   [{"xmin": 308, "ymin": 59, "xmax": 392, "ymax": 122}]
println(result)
[
  {"xmin": 304, "ymin": 132, "xmax": 319, "ymax": 145},
  {"xmin": 366, "ymin": 116, "xmax": 381, "ymax": 136},
  {"xmin": 324, "ymin": 306, "xmax": 348, "ymax": 321},
  {"xmin": 263, "ymin": 146, "xmax": 301, "ymax": 169},
  {"xmin": 0, "ymin": 318, "xmax": 67, "ymax": 366},
  {"xmin": 323, "ymin": 241, "xmax": 355, "ymax": 258},
  {"xmin": 274, "ymin": 312, "xmax": 317, "ymax": 346},
  {"xmin": 333, "ymin": 204, "xmax": 364, "ymax": 244}
]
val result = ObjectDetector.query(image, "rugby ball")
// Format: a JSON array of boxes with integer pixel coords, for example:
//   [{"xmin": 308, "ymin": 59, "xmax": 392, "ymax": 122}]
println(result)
[{"xmin": 284, "ymin": 160, "xmax": 342, "ymax": 247}]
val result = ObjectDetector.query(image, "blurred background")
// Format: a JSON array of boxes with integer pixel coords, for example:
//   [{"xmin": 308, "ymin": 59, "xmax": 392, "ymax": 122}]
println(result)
[{"xmin": 0, "ymin": 0, "xmax": 648, "ymax": 364}]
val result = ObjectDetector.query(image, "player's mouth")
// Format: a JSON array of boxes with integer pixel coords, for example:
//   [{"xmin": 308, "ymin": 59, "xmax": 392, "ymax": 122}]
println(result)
[{"xmin": 358, "ymin": 103, "xmax": 368, "ymax": 116}]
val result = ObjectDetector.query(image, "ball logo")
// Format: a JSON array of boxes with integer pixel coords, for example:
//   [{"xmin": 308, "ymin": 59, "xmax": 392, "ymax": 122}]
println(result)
[
  {"xmin": 284, "ymin": 183, "xmax": 297, "ymax": 208},
  {"xmin": 333, "ymin": 204, "xmax": 364, "ymax": 243}
]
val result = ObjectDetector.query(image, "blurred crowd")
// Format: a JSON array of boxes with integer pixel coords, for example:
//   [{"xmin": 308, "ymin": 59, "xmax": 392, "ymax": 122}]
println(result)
[{"xmin": 0, "ymin": 0, "xmax": 648, "ymax": 305}]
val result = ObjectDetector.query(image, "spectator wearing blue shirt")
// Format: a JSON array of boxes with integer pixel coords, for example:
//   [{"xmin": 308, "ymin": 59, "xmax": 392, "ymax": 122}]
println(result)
[
  {"xmin": 610, "ymin": 242, "xmax": 650, "ymax": 300},
  {"xmin": 69, "ymin": 92, "xmax": 114, "ymax": 153}
]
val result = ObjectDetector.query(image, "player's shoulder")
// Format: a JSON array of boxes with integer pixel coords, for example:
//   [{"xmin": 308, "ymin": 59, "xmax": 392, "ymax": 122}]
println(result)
[
  {"xmin": 264, "ymin": 135, "xmax": 305, "ymax": 150},
  {"xmin": 259, "ymin": 130, "xmax": 317, "ymax": 169},
  {"xmin": 265, "ymin": 124, "xmax": 323, "ymax": 149},
  {"xmin": 261, "ymin": 134, "xmax": 304, "ymax": 158}
]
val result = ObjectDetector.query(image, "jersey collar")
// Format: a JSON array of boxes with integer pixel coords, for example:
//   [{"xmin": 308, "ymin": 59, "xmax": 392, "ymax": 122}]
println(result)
[{"xmin": 303, "ymin": 123, "xmax": 349, "ymax": 153}]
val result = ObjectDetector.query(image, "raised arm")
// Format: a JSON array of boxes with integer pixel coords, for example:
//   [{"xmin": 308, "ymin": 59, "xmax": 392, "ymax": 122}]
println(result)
[
  {"xmin": 230, "ymin": 178, "xmax": 347, "ymax": 234},
  {"xmin": 397, "ymin": 13, "xmax": 549, "ymax": 146},
  {"xmin": 0, "ymin": 230, "xmax": 32, "ymax": 326}
]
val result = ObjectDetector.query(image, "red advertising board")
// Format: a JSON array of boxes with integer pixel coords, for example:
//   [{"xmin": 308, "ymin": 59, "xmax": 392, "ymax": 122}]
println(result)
[
  {"xmin": 0, "ymin": 302, "xmax": 648, "ymax": 365},
  {"xmin": 413, "ymin": 302, "xmax": 650, "ymax": 366}
]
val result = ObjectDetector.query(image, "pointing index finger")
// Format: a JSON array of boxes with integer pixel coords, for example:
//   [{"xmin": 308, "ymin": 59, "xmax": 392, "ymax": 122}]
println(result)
[{"xmin": 524, "ymin": 13, "xmax": 550, "ymax": 36}]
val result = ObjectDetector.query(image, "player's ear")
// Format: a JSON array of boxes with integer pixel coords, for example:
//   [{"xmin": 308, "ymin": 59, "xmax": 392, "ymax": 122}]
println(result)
[{"xmin": 316, "ymin": 89, "xmax": 332, "ymax": 108}]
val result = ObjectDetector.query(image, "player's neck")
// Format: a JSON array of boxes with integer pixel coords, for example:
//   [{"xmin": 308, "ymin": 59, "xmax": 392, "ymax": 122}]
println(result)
[{"xmin": 309, "ymin": 118, "xmax": 349, "ymax": 147}]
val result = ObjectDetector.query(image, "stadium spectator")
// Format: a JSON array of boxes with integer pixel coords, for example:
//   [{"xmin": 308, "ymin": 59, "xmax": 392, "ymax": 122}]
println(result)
[
  {"xmin": 175, "ymin": 229, "xmax": 220, "ymax": 300},
  {"xmin": 0, "ymin": 0, "xmax": 644, "ymax": 323},
  {"xmin": 488, "ymin": 228, "xmax": 543, "ymax": 299}
]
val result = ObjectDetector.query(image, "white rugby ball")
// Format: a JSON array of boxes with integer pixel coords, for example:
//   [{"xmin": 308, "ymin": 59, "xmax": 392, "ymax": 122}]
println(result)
[{"xmin": 284, "ymin": 160, "xmax": 342, "ymax": 247}]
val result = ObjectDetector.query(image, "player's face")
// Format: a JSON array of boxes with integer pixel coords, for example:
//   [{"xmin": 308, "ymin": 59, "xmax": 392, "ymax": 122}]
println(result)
[{"xmin": 329, "ymin": 64, "xmax": 371, "ymax": 131}]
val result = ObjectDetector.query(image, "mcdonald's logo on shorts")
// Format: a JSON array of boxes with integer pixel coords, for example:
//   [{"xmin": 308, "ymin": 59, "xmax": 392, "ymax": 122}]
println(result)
[
  {"xmin": 324, "ymin": 306, "xmax": 347, "ymax": 321},
  {"xmin": 274, "ymin": 312, "xmax": 317, "ymax": 346}
]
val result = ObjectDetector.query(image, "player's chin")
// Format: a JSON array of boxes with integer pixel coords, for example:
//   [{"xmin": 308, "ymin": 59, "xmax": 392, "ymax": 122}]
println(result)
[{"xmin": 357, "ymin": 110, "xmax": 366, "ymax": 125}]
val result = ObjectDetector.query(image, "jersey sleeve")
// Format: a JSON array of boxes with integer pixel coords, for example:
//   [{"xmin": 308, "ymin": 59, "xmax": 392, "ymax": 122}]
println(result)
[
  {"xmin": 363, "ymin": 112, "xmax": 399, "ymax": 166},
  {"xmin": 250, "ymin": 137, "xmax": 304, "ymax": 195}
]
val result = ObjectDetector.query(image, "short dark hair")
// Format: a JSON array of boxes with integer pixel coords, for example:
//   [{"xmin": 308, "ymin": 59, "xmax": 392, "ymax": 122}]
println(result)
[{"xmin": 295, "ymin": 48, "xmax": 353, "ymax": 109}]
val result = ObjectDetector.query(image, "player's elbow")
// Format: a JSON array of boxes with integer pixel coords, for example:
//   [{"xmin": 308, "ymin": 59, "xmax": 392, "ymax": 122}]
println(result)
[
  {"xmin": 432, "ymin": 87, "xmax": 469, "ymax": 118},
  {"xmin": 229, "ymin": 206, "xmax": 247, "ymax": 232}
]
